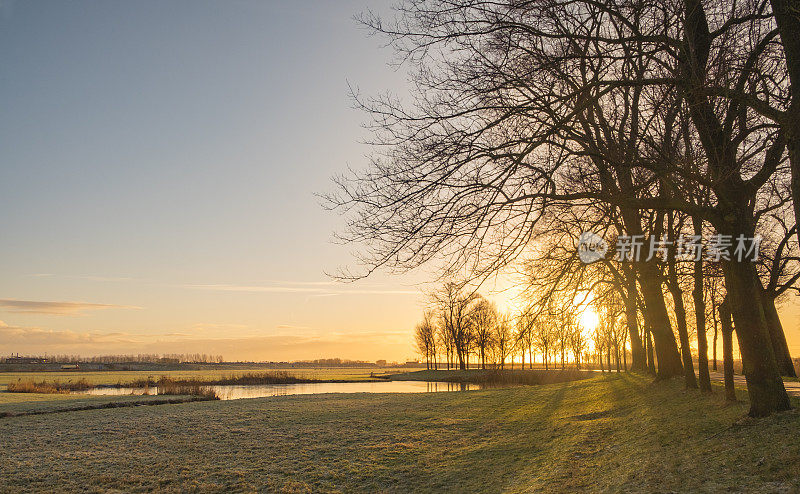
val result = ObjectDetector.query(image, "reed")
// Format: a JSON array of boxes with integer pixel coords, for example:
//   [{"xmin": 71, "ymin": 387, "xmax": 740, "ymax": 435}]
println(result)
[
  {"xmin": 6, "ymin": 378, "xmax": 93, "ymax": 394},
  {"xmin": 155, "ymin": 377, "xmax": 219, "ymax": 399},
  {"xmin": 123, "ymin": 371, "xmax": 315, "ymax": 388}
]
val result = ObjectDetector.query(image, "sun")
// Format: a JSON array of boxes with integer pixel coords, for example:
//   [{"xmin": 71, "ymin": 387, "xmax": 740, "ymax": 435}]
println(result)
[{"xmin": 580, "ymin": 307, "xmax": 600, "ymax": 332}]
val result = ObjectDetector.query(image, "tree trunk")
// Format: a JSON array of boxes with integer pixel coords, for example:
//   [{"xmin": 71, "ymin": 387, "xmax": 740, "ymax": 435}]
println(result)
[
  {"xmin": 692, "ymin": 223, "xmax": 713, "ymax": 392},
  {"xmin": 723, "ymin": 259, "xmax": 791, "ymax": 416},
  {"xmin": 618, "ymin": 202, "xmax": 684, "ymax": 380},
  {"xmin": 622, "ymin": 332, "xmax": 628, "ymax": 372},
  {"xmin": 769, "ymin": 0, "xmax": 800, "ymax": 250},
  {"xmin": 637, "ymin": 261, "xmax": 684, "ymax": 379},
  {"xmin": 712, "ymin": 299, "xmax": 719, "ymax": 371},
  {"xmin": 719, "ymin": 298, "xmax": 737, "ymax": 402},
  {"xmin": 666, "ymin": 248, "xmax": 698, "ymax": 388},
  {"xmin": 622, "ymin": 268, "xmax": 646, "ymax": 371},
  {"xmin": 646, "ymin": 326, "xmax": 656, "ymax": 375},
  {"xmin": 682, "ymin": 0, "xmax": 789, "ymax": 416},
  {"xmin": 761, "ymin": 292, "xmax": 797, "ymax": 377}
]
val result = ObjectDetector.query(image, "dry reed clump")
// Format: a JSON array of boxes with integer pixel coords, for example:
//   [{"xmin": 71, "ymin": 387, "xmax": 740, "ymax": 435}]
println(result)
[
  {"xmin": 125, "ymin": 371, "xmax": 312, "ymax": 388},
  {"xmin": 155, "ymin": 377, "xmax": 219, "ymax": 399},
  {"xmin": 210, "ymin": 371, "xmax": 311, "ymax": 385},
  {"xmin": 6, "ymin": 378, "xmax": 92, "ymax": 394}
]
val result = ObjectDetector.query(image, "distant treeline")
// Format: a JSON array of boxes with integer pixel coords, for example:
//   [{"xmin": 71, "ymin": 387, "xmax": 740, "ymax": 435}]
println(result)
[
  {"xmin": 1, "ymin": 355, "xmax": 404, "ymax": 367},
  {"xmin": 4, "ymin": 353, "xmax": 225, "ymax": 364},
  {"xmin": 293, "ymin": 358, "xmax": 377, "ymax": 368}
]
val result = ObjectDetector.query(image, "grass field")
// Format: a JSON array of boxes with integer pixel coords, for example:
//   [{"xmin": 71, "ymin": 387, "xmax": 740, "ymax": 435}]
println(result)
[
  {"xmin": 390, "ymin": 368, "xmax": 596, "ymax": 385},
  {"xmin": 2, "ymin": 373, "xmax": 799, "ymax": 492},
  {"xmin": 0, "ymin": 367, "xmax": 400, "ymax": 391},
  {"xmin": 0, "ymin": 367, "xmax": 397, "ymax": 409}
]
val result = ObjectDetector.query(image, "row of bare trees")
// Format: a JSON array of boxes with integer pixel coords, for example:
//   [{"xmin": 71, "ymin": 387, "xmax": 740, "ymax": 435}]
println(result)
[
  {"xmin": 330, "ymin": 0, "xmax": 800, "ymax": 417},
  {"xmin": 414, "ymin": 284, "xmax": 517, "ymax": 370},
  {"xmin": 15, "ymin": 353, "xmax": 226, "ymax": 364},
  {"xmin": 414, "ymin": 283, "xmax": 615, "ymax": 372}
]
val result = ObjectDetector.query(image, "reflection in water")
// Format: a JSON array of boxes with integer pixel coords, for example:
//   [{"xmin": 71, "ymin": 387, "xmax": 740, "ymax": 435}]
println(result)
[{"xmin": 75, "ymin": 380, "xmax": 482, "ymax": 400}]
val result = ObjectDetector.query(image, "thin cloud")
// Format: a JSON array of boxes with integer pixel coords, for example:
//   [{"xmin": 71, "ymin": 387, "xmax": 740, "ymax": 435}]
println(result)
[
  {"xmin": 191, "ymin": 322, "xmax": 251, "ymax": 331},
  {"xmin": 29, "ymin": 275, "xmax": 419, "ymax": 295},
  {"xmin": 187, "ymin": 284, "xmax": 325, "ymax": 293},
  {"xmin": 30, "ymin": 273, "xmax": 136, "ymax": 282},
  {"xmin": 265, "ymin": 280, "xmax": 339, "ymax": 286},
  {"xmin": 308, "ymin": 293, "xmax": 339, "ymax": 299},
  {"xmin": 0, "ymin": 324, "xmax": 415, "ymax": 361},
  {"xmin": 0, "ymin": 325, "xmax": 141, "ymax": 346},
  {"xmin": 185, "ymin": 283, "xmax": 419, "ymax": 296},
  {"xmin": 0, "ymin": 299, "xmax": 141, "ymax": 316},
  {"xmin": 333, "ymin": 288, "xmax": 419, "ymax": 295}
]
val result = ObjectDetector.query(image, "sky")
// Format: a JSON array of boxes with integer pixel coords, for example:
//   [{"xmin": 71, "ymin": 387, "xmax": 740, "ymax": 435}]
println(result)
[
  {"xmin": 0, "ymin": 0, "xmax": 437, "ymax": 362},
  {"xmin": 1, "ymin": 1, "xmax": 799, "ymax": 363}
]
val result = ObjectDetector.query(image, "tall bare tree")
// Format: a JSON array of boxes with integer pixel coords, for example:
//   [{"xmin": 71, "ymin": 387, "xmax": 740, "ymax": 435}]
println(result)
[
  {"xmin": 471, "ymin": 297, "xmax": 498, "ymax": 369},
  {"xmin": 414, "ymin": 312, "xmax": 437, "ymax": 370},
  {"xmin": 492, "ymin": 313, "xmax": 515, "ymax": 370},
  {"xmin": 331, "ymin": 0, "xmax": 795, "ymax": 415}
]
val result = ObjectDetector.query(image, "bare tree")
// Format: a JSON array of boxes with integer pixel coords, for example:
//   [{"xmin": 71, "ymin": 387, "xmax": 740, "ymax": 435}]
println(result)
[
  {"xmin": 569, "ymin": 322, "xmax": 588, "ymax": 370},
  {"xmin": 471, "ymin": 297, "xmax": 497, "ymax": 369},
  {"xmin": 437, "ymin": 316, "xmax": 454, "ymax": 370},
  {"xmin": 492, "ymin": 313, "xmax": 515, "ymax": 370},
  {"xmin": 432, "ymin": 282, "xmax": 479, "ymax": 370},
  {"xmin": 331, "ymin": 0, "xmax": 794, "ymax": 415},
  {"xmin": 517, "ymin": 309, "xmax": 536, "ymax": 369},
  {"xmin": 535, "ymin": 315, "xmax": 556, "ymax": 371},
  {"xmin": 414, "ymin": 312, "xmax": 437, "ymax": 370}
]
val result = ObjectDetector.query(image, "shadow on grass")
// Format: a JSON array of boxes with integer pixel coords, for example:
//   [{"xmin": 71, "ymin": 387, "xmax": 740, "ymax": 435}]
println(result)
[{"xmin": 389, "ymin": 369, "xmax": 595, "ymax": 386}]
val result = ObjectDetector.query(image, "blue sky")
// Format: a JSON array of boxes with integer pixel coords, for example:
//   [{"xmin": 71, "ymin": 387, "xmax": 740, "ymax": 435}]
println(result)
[
  {"xmin": 0, "ymin": 0, "xmax": 432, "ymax": 361},
  {"xmin": 2, "ymin": 1, "xmax": 797, "ymax": 361}
]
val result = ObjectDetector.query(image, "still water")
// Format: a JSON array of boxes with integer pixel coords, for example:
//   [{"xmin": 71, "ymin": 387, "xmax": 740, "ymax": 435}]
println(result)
[{"xmin": 75, "ymin": 381, "xmax": 481, "ymax": 400}]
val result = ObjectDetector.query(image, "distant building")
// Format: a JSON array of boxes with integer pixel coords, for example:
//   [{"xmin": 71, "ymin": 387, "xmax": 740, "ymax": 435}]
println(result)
[
  {"xmin": 60, "ymin": 364, "xmax": 80, "ymax": 370},
  {"xmin": 4, "ymin": 354, "xmax": 49, "ymax": 364}
]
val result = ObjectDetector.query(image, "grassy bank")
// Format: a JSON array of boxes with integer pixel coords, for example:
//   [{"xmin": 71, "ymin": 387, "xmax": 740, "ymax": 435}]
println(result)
[
  {"xmin": 1, "ymin": 373, "xmax": 799, "ymax": 492},
  {"xmin": 0, "ymin": 367, "xmax": 395, "ymax": 391},
  {"xmin": 389, "ymin": 368, "xmax": 595, "ymax": 385},
  {"xmin": 122, "ymin": 370, "xmax": 367, "ymax": 388},
  {"xmin": 6, "ymin": 378, "xmax": 92, "ymax": 393},
  {"xmin": 0, "ymin": 395, "xmax": 216, "ymax": 418},
  {"xmin": 4, "ymin": 376, "xmax": 220, "ymax": 398},
  {"xmin": 0, "ymin": 393, "xmax": 210, "ymax": 416},
  {"xmin": 2, "ymin": 370, "xmax": 378, "ymax": 396}
]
